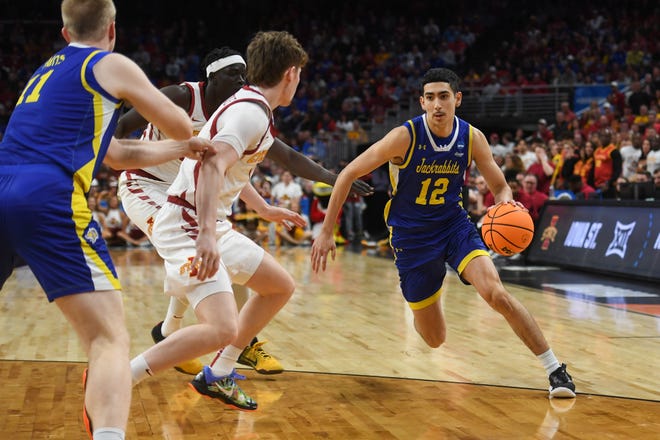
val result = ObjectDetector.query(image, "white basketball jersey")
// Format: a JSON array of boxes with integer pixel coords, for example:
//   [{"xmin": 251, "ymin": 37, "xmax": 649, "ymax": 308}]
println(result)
[
  {"xmin": 167, "ymin": 86, "xmax": 273, "ymax": 219},
  {"xmin": 135, "ymin": 81, "xmax": 209, "ymax": 183}
]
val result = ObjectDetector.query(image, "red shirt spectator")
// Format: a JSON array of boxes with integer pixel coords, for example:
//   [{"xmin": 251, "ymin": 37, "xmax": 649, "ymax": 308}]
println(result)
[{"xmin": 522, "ymin": 174, "xmax": 548, "ymax": 223}]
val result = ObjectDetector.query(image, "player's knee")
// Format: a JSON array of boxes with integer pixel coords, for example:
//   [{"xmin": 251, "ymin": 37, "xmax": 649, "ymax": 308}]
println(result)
[
  {"xmin": 209, "ymin": 324, "xmax": 238, "ymax": 349},
  {"xmin": 415, "ymin": 320, "xmax": 446, "ymax": 348},
  {"xmin": 88, "ymin": 325, "xmax": 130, "ymax": 358},
  {"xmin": 484, "ymin": 288, "xmax": 514, "ymax": 315}
]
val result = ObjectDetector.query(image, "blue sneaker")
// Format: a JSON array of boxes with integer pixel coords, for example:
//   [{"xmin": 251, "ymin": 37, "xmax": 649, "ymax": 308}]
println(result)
[{"xmin": 189, "ymin": 366, "xmax": 257, "ymax": 410}]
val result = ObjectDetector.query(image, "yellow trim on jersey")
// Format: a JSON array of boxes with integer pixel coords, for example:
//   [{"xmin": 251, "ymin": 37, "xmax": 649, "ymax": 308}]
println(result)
[
  {"xmin": 457, "ymin": 249, "xmax": 490, "ymax": 275},
  {"xmin": 388, "ymin": 119, "xmax": 415, "ymax": 197},
  {"xmin": 467, "ymin": 124, "xmax": 474, "ymax": 165},
  {"xmin": 73, "ymin": 50, "xmax": 121, "ymax": 290},
  {"xmin": 77, "ymin": 50, "xmax": 104, "ymax": 193},
  {"xmin": 398, "ymin": 119, "xmax": 416, "ymax": 170},
  {"xmin": 409, "ymin": 288, "xmax": 442, "ymax": 310}
]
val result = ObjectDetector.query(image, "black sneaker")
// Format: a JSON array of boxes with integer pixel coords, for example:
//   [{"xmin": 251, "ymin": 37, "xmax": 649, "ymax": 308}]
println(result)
[
  {"xmin": 150, "ymin": 321, "xmax": 203, "ymax": 375},
  {"xmin": 189, "ymin": 366, "xmax": 258, "ymax": 411},
  {"xmin": 549, "ymin": 363, "xmax": 576, "ymax": 398},
  {"xmin": 151, "ymin": 321, "xmax": 165, "ymax": 343}
]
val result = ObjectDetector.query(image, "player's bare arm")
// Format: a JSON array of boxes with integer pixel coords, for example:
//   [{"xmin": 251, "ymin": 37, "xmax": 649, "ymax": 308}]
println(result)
[
  {"xmin": 104, "ymin": 137, "xmax": 212, "ymax": 170},
  {"xmin": 114, "ymin": 84, "xmax": 191, "ymax": 138},
  {"xmin": 192, "ymin": 143, "xmax": 239, "ymax": 281},
  {"xmin": 239, "ymin": 183, "xmax": 306, "ymax": 229},
  {"xmin": 470, "ymin": 127, "xmax": 514, "ymax": 206},
  {"xmin": 311, "ymin": 126, "xmax": 408, "ymax": 273},
  {"xmin": 94, "ymin": 53, "xmax": 192, "ymax": 140},
  {"xmin": 267, "ymin": 138, "xmax": 374, "ymax": 196}
]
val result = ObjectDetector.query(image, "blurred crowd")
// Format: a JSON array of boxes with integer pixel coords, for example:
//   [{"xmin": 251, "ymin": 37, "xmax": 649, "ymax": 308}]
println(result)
[{"xmin": 1, "ymin": 0, "xmax": 659, "ymax": 249}]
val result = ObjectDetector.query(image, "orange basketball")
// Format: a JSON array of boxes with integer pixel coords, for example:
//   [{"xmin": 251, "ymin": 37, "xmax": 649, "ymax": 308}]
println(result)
[{"xmin": 481, "ymin": 203, "xmax": 535, "ymax": 256}]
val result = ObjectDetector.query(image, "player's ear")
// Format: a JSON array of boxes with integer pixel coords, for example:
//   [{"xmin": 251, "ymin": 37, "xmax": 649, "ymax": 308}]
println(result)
[
  {"xmin": 455, "ymin": 91, "xmax": 462, "ymax": 108},
  {"xmin": 61, "ymin": 27, "xmax": 72, "ymax": 43}
]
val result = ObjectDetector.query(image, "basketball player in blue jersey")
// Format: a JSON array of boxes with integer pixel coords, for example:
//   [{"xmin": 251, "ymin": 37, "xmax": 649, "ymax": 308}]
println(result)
[
  {"xmin": 0, "ymin": 1, "xmax": 213, "ymax": 439},
  {"xmin": 311, "ymin": 67, "xmax": 575, "ymax": 399}
]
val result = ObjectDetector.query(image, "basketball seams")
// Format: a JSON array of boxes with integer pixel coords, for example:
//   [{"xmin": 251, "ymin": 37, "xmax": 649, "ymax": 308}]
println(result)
[{"xmin": 481, "ymin": 202, "xmax": 534, "ymax": 256}]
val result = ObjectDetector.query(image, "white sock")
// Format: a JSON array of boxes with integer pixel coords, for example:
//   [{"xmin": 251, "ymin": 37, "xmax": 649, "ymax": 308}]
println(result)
[
  {"xmin": 210, "ymin": 345, "xmax": 242, "ymax": 377},
  {"xmin": 130, "ymin": 354, "xmax": 153, "ymax": 385},
  {"xmin": 162, "ymin": 297, "xmax": 188, "ymax": 336},
  {"xmin": 537, "ymin": 348, "xmax": 561, "ymax": 376},
  {"xmin": 93, "ymin": 428, "xmax": 125, "ymax": 440}
]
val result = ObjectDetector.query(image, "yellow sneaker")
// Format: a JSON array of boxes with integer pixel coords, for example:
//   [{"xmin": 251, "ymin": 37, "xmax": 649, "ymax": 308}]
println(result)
[
  {"xmin": 152, "ymin": 321, "xmax": 203, "ymax": 375},
  {"xmin": 237, "ymin": 340, "xmax": 284, "ymax": 374},
  {"xmin": 174, "ymin": 358, "xmax": 204, "ymax": 375}
]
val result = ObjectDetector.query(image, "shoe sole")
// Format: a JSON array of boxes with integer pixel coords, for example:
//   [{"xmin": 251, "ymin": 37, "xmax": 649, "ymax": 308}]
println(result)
[
  {"xmin": 188, "ymin": 382, "xmax": 258, "ymax": 411},
  {"xmin": 82, "ymin": 368, "xmax": 93, "ymax": 439},
  {"xmin": 174, "ymin": 365, "xmax": 203, "ymax": 375},
  {"xmin": 549, "ymin": 386, "xmax": 576, "ymax": 398},
  {"xmin": 237, "ymin": 359, "xmax": 284, "ymax": 375}
]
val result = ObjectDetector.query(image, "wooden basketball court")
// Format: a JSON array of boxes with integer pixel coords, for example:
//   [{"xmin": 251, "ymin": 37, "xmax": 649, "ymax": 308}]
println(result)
[{"xmin": 1, "ymin": 246, "xmax": 658, "ymax": 439}]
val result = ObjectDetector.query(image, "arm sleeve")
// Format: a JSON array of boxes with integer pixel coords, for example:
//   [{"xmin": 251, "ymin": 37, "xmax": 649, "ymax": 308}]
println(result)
[{"xmin": 212, "ymin": 102, "xmax": 270, "ymax": 157}]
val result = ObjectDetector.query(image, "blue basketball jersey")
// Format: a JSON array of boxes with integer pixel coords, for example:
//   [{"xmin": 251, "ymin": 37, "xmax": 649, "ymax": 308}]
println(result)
[
  {"xmin": 384, "ymin": 114, "xmax": 490, "ymax": 307},
  {"xmin": 385, "ymin": 114, "xmax": 473, "ymax": 236},
  {"xmin": 0, "ymin": 44, "xmax": 124, "ymax": 300},
  {"xmin": 1, "ymin": 43, "xmax": 122, "ymax": 191}
]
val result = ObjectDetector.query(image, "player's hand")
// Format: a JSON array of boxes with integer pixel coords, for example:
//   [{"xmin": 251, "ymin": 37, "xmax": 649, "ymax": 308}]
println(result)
[
  {"xmin": 192, "ymin": 230, "xmax": 219, "ymax": 281},
  {"xmin": 259, "ymin": 206, "xmax": 307, "ymax": 230},
  {"xmin": 311, "ymin": 231, "xmax": 336, "ymax": 273},
  {"xmin": 350, "ymin": 179, "xmax": 374, "ymax": 197},
  {"xmin": 487, "ymin": 200, "xmax": 528, "ymax": 212},
  {"xmin": 183, "ymin": 137, "xmax": 216, "ymax": 161}
]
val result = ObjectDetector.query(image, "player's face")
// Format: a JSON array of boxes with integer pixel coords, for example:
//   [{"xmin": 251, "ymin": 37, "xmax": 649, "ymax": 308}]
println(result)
[
  {"xmin": 282, "ymin": 66, "xmax": 302, "ymax": 106},
  {"xmin": 420, "ymin": 82, "xmax": 461, "ymax": 124},
  {"xmin": 209, "ymin": 63, "xmax": 246, "ymax": 100}
]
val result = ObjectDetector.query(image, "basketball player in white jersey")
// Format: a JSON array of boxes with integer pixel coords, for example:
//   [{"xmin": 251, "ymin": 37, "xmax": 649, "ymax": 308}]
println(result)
[
  {"xmin": 128, "ymin": 31, "xmax": 311, "ymax": 410},
  {"xmin": 116, "ymin": 47, "xmax": 373, "ymax": 378}
]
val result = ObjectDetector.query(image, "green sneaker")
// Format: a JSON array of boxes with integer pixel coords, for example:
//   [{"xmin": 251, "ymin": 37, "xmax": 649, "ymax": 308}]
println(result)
[
  {"xmin": 237, "ymin": 340, "xmax": 284, "ymax": 374},
  {"xmin": 189, "ymin": 366, "xmax": 257, "ymax": 411}
]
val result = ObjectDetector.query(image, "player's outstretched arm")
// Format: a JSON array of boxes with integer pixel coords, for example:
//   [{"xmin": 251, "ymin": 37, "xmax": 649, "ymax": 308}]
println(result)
[
  {"xmin": 239, "ymin": 184, "xmax": 307, "ymax": 229},
  {"xmin": 94, "ymin": 53, "xmax": 192, "ymax": 140},
  {"xmin": 104, "ymin": 137, "xmax": 212, "ymax": 170},
  {"xmin": 268, "ymin": 138, "xmax": 374, "ymax": 196}
]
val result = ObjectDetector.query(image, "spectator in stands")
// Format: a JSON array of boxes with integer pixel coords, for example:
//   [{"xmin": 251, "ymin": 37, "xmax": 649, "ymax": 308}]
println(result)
[
  {"xmin": 526, "ymin": 140, "xmax": 555, "ymax": 195},
  {"xmin": 590, "ymin": 129, "xmax": 622, "ymax": 198},
  {"xmin": 552, "ymin": 111, "xmax": 572, "ymax": 141},
  {"xmin": 645, "ymin": 108, "xmax": 660, "ymax": 135},
  {"xmin": 653, "ymin": 168, "xmax": 660, "ymax": 198},
  {"xmin": 347, "ymin": 119, "xmax": 369, "ymax": 146},
  {"xmin": 620, "ymin": 133, "xmax": 643, "ymax": 179},
  {"xmin": 642, "ymin": 136, "xmax": 660, "ymax": 174},
  {"xmin": 607, "ymin": 82, "xmax": 626, "ymax": 114},
  {"xmin": 533, "ymin": 119, "xmax": 554, "ymax": 143},
  {"xmin": 501, "ymin": 152, "xmax": 525, "ymax": 179},
  {"xmin": 489, "ymin": 132, "xmax": 509, "ymax": 164},
  {"xmin": 553, "ymin": 140, "xmax": 579, "ymax": 190},
  {"xmin": 628, "ymin": 80, "xmax": 653, "ymax": 115},
  {"xmin": 467, "ymin": 174, "xmax": 491, "ymax": 226},
  {"xmin": 516, "ymin": 138, "xmax": 537, "ymax": 170},
  {"xmin": 633, "ymin": 104, "xmax": 651, "ymax": 128},
  {"xmin": 485, "ymin": 169, "xmax": 532, "ymax": 212},
  {"xmin": 522, "ymin": 173, "xmax": 548, "ymax": 224},
  {"xmin": 271, "ymin": 170, "xmax": 303, "ymax": 210},
  {"xmin": 567, "ymin": 174, "xmax": 596, "ymax": 200}
]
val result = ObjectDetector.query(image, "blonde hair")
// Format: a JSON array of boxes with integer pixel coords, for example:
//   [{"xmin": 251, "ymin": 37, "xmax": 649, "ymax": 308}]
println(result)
[{"xmin": 61, "ymin": 0, "xmax": 116, "ymax": 41}]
